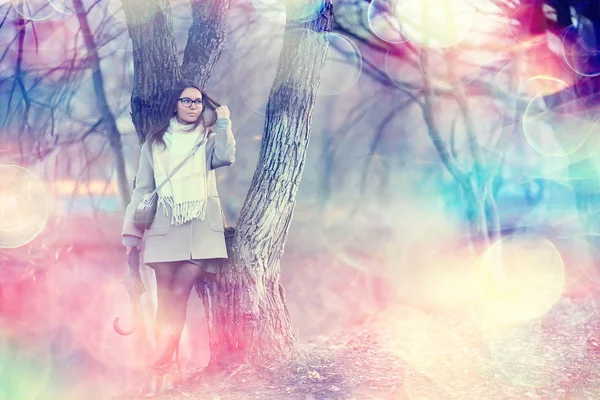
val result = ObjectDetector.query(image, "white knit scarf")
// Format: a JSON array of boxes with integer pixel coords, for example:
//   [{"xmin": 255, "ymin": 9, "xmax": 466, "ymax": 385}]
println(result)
[{"xmin": 152, "ymin": 117, "xmax": 208, "ymax": 226}]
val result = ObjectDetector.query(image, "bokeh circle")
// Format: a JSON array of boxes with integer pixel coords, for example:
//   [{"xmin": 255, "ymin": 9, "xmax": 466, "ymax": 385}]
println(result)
[
  {"xmin": 522, "ymin": 76, "xmax": 595, "ymax": 157},
  {"xmin": 394, "ymin": 0, "xmax": 477, "ymax": 49},
  {"xmin": 474, "ymin": 233, "xmax": 565, "ymax": 325},
  {"xmin": 318, "ymin": 33, "xmax": 363, "ymax": 96},
  {"xmin": 0, "ymin": 165, "xmax": 50, "ymax": 248},
  {"xmin": 367, "ymin": 0, "xmax": 409, "ymax": 44}
]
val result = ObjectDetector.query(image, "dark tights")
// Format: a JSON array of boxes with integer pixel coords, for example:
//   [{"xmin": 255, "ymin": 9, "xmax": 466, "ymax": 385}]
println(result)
[{"xmin": 148, "ymin": 261, "xmax": 206, "ymax": 368}]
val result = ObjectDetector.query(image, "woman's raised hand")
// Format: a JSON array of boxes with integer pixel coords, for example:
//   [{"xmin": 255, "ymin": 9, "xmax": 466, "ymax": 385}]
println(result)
[{"xmin": 215, "ymin": 105, "xmax": 230, "ymax": 119}]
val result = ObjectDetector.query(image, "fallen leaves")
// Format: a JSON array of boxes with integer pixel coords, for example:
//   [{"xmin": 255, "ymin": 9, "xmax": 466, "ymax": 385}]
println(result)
[{"xmin": 307, "ymin": 370, "xmax": 321, "ymax": 380}]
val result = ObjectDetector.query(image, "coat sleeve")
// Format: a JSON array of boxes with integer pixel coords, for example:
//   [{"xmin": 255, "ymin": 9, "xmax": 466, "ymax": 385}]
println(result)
[
  {"xmin": 121, "ymin": 142, "xmax": 155, "ymax": 246},
  {"xmin": 210, "ymin": 117, "xmax": 236, "ymax": 169}
]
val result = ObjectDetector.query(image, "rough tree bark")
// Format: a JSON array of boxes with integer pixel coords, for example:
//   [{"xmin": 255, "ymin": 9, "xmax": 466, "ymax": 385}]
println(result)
[
  {"xmin": 196, "ymin": 2, "xmax": 335, "ymax": 368},
  {"xmin": 121, "ymin": 0, "xmax": 180, "ymax": 143},
  {"xmin": 181, "ymin": 0, "xmax": 229, "ymax": 86},
  {"xmin": 74, "ymin": 0, "xmax": 131, "ymax": 208}
]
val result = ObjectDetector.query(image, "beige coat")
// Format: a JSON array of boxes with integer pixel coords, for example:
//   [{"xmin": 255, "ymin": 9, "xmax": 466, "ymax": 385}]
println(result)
[{"xmin": 121, "ymin": 122, "xmax": 235, "ymax": 264}]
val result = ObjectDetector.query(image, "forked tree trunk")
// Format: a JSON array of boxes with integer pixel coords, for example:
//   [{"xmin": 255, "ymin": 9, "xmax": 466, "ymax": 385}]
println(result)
[
  {"xmin": 121, "ymin": 0, "xmax": 180, "ymax": 143},
  {"xmin": 122, "ymin": 0, "xmax": 334, "ymax": 368},
  {"xmin": 196, "ymin": 2, "xmax": 335, "ymax": 367},
  {"xmin": 180, "ymin": 1, "xmax": 229, "ymax": 86},
  {"xmin": 122, "ymin": 0, "xmax": 230, "ymax": 139},
  {"xmin": 120, "ymin": 0, "xmax": 231, "ymax": 357}
]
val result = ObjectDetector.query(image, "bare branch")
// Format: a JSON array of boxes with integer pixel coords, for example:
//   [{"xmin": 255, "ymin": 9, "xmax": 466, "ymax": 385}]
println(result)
[
  {"xmin": 74, "ymin": 0, "xmax": 131, "ymax": 206},
  {"xmin": 328, "ymin": 95, "xmax": 381, "ymax": 161},
  {"xmin": 4, "ymin": 14, "xmax": 33, "ymax": 136},
  {"xmin": 357, "ymin": 96, "xmax": 413, "ymax": 200},
  {"xmin": 447, "ymin": 49, "xmax": 484, "ymax": 184},
  {"xmin": 0, "ymin": 5, "xmax": 10, "ymax": 29},
  {"xmin": 420, "ymin": 50, "xmax": 470, "ymax": 190},
  {"xmin": 449, "ymin": 117, "xmax": 459, "ymax": 162}
]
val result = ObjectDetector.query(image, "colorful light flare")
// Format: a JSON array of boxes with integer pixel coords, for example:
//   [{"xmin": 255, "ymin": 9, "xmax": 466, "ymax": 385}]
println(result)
[
  {"xmin": 0, "ymin": 165, "xmax": 51, "ymax": 249},
  {"xmin": 473, "ymin": 233, "xmax": 565, "ymax": 325},
  {"xmin": 393, "ymin": 0, "xmax": 477, "ymax": 49}
]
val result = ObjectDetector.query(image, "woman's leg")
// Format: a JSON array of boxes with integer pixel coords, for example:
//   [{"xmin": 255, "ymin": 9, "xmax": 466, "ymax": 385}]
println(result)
[
  {"xmin": 152, "ymin": 263, "xmax": 177, "ymax": 339},
  {"xmin": 169, "ymin": 261, "xmax": 205, "ymax": 336},
  {"xmin": 138, "ymin": 262, "xmax": 178, "ymax": 397},
  {"xmin": 144, "ymin": 261, "xmax": 203, "ymax": 370},
  {"xmin": 162, "ymin": 261, "xmax": 205, "ymax": 388}
]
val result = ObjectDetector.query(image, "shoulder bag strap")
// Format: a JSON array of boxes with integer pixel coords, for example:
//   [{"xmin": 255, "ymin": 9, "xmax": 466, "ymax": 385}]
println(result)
[{"xmin": 148, "ymin": 129, "xmax": 208, "ymax": 196}]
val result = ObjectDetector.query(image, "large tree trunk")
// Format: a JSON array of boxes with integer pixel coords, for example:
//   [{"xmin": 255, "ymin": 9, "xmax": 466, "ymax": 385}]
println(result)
[
  {"xmin": 196, "ymin": 2, "xmax": 335, "ymax": 368},
  {"xmin": 121, "ymin": 0, "xmax": 231, "ymax": 139},
  {"xmin": 120, "ymin": 0, "xmax": 232, "ymax": 366},
  {"xmin": 181, "ymin": 0, "xmax": 230, "ymax": 86},
  {"xmin": 121, "ymin": 0, "xmax": 180, "ymax": 142},
  {"xmin": 74, "ymin": 0, "xmax": 131, "ymax": 208}
]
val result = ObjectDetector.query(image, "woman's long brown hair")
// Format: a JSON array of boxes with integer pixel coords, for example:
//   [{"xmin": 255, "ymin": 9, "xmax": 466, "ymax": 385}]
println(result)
[{"xmin": 145, "ymin": 80, "xmax": 222, "ymax": 150}]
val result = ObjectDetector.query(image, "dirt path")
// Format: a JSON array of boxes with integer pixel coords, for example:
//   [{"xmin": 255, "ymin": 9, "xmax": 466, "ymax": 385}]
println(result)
[{"xmin": 114, "ymin": 295, "xmax": 600, "ymax": 400}]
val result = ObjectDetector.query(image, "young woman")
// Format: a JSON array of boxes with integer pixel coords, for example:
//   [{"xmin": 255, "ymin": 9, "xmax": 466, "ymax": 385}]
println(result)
[{"xmin": 121, "ymin": 80, "xmax": 235, "ymax": 397}]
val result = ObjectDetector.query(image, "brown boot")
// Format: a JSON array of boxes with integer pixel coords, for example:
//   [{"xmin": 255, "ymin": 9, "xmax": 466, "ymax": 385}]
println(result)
[
  {"xmin": 137, "ymin": 368, "xmax": 165, "ymax": 398},
  {"xmin": 163, "ymin": 359, "xmax": 182, "ymax": 392},
  {"xmin": 137, "ymin": 334, "xmax": 179, "ymax": 397}
]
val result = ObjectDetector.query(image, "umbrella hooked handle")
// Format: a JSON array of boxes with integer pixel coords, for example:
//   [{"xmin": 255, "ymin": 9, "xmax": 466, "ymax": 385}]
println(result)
[
  {"xmin": 114, "ymin": 247, "xmax": 142, "ymax": 336},
  {"xmin": 113, "ymin": 298, "xmax": 138, "ymax": 335}
]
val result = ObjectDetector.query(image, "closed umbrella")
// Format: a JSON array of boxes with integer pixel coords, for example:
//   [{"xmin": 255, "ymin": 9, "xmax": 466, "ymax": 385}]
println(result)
[{"xmin": 113, "ymin": 247, "xmax": 142, "ymax": 336}]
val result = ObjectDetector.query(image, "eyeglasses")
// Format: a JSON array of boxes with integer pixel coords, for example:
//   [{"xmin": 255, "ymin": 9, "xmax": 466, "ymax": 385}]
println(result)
[{"xmin": 179, "ymin": 97, "xmax": 203, "ymax": 108}]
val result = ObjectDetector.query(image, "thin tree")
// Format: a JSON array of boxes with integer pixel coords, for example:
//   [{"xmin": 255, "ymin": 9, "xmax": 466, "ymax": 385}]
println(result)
[{"xmin": 74, "ymin": 0, "xmax": 131, "ymax": 207}]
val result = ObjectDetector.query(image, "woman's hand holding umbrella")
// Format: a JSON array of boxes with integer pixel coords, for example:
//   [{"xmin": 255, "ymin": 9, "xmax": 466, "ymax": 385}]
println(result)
[
  {"xmin": 114, "ymin": 246, "xmax": 144, "ymax": 335},
  {"xmin": 124, "ymin": 246, "xmax": 145, "ymax": 298}
]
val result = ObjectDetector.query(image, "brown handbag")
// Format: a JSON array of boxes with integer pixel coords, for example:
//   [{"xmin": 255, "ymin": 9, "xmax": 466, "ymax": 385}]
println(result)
[{"xmin": 134, "ymin": 133, "xmax": 207, "ymax": 230}]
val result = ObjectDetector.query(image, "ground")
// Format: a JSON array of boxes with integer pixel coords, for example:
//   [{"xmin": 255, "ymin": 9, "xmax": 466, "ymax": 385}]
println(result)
[
  {"xmin": 115, "ymin": 296, "xmax": 600, "ymax": 400},
  {"xmin": 4, "ymin": 214, "xmax": 600, "ymax": 400}
]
